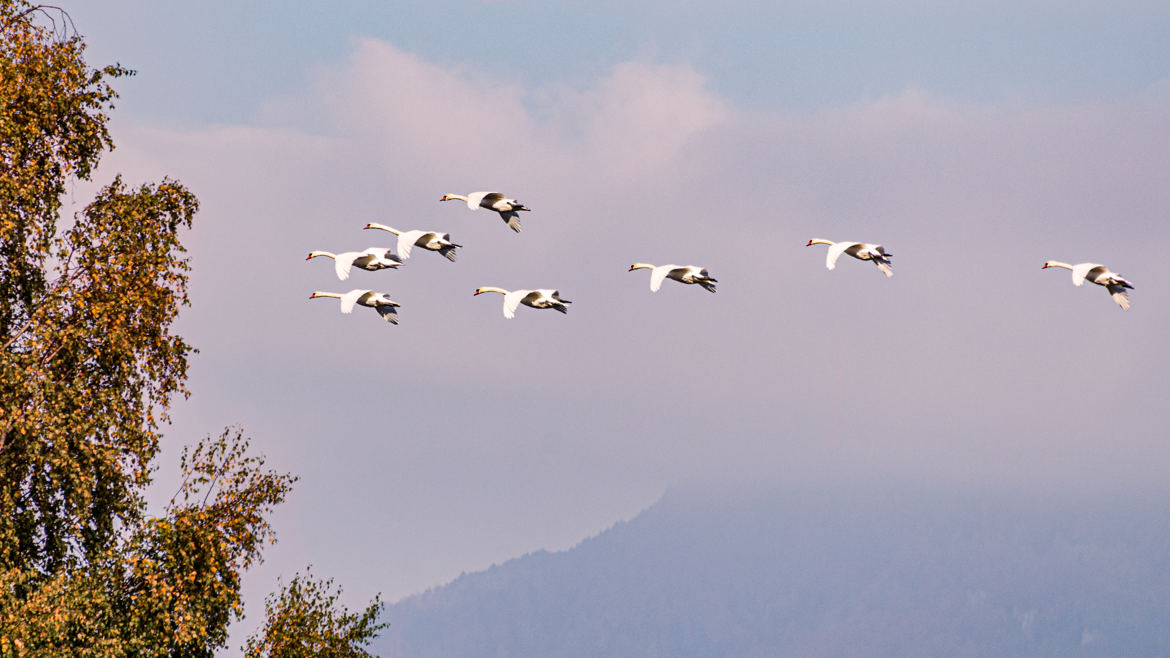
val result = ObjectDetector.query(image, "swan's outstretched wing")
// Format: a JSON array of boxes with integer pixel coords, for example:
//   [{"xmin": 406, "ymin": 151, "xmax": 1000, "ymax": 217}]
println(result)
[
  {"xmin": 375, "ymin": 305, "xmax": 400, "ymax": 324},
  {"xmin": 502, "ymin": 289, "xmax": 529, "ymax": 319},
  {"xmin": 1107, "ymin": 284, "xmax": 1131, "ymax": 310},
  {"xmin": 1071, "ymin": 263, "xmax": 1104, "ymax": 287},
  {"xmin": 649, "ymin": 265, "xmax": 675, "ymax": 292},
  {"xmin": 826, "ymin": 242, "xmax": 858, "ymax": 270},
  {"xmin": 466, "ymin": 191, "xmax": 492, "ymax": 210},
  {"xmin": 395, "ymin": 230, "xmax": 424, "ymax": 260},
  {"xmin": 874, "ymin": 260, "xmax": 894, "ymax": 278},
  {"xmin": 334, "ymin": 251, "xmax": 359, "ymax": 280},
  {"xmin": 362, "ymin": 247, "xmax": 403, "ymax": 268},
  {"xmin": 499, "ymin": 210, "xmax": 523, "ymax": 233},
  {"xmin": 339, "ymin": 289, "xmax": 370, "ymax": 314},
  {"xmin": 436, "ymin": 235, "xmax": 460, "ymax": 262}
]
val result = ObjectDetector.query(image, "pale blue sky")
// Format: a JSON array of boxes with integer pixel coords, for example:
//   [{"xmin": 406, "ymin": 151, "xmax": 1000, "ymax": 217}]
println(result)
[
  {"xmin": 76, "ymin": 1, "xmax": 1170, "ymax": 123},
  {"xmin": 58, "ymin": 2, "xmax": 1170, "ymax": 653}
]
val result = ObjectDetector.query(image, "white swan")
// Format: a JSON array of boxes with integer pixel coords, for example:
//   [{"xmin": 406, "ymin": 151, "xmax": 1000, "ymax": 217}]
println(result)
[
  {"xmin": 306, "ymin": 248, "xmax": 403, "ymax": 280},
  {"xmin": 309, "ymin": 289, "xmax": 400, "ymax": 324},
  {"xmin": 440, "ymin": 191, "xmax": 528, "ymax": 233},
  {"xmin": 628, "ymin": 263, "xmax": 717, "ymax": 293},
  {"xmin": 363, "ymin": 223, "xmax": 461, "ymax": 262},
  {"xmin": 473, "ymin": 286, "xmax": 570, "ymax": 319},
  {"xmin": 806, "ymin": 238, "xmax": 893, "ymax": 277},
  {"xmin": 1041, "ymin": 260, "xmax": 1134, "ymax": 309}
]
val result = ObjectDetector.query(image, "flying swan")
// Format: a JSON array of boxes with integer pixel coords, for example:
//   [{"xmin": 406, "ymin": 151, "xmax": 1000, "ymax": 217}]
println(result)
[
  {"xmin": 440, "ymin": 191, "xmax": 529, "ymax": 233},
  {"xmin": 309, "ymin": 289, "xmax": 401, "ymax": 324},
  {"xmin": 363, "ymin": 223, "xmax": 461, "ymax": 262},
  {"xmin": 805, "ymin": 238, "xmax": 893, "ymax": 277},
  {"xmin": 473, "ymin": 287, "xmax": 570, "ymax": 319},
  {"xmin": 1041, "ymin": 260, "xmax": 1134, "ymax": 310},
  {"xmin": 628, "ymin": 263, "xmax": 717, "ymax": 293},
  {"xmin": 306, "ymin": 248, "xmax": 403, "ymax": 280}
]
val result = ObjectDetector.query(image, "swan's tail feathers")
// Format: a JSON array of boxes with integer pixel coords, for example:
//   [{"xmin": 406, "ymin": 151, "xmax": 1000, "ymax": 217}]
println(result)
[
  {"xmin": 875, "ymin": 261, "xmax": 894, "ymax": 278},
  {"xmin": 698, "ymin": 280, "xmax": 717, "ymax": 293},
  {"xmin": 440, "ymin": 247, "xmax": 459, "ymax": 262},
  {"xmin": 376, "ymin": 305, "xmax": 400, "ymax": 324},
  {"xmin": 500, "ymin": 211, "xmax": 523, "ymax": 233},
  {"xmin": 1107, "ymin": 285, "xmax": 1131, "ymax": 310}
]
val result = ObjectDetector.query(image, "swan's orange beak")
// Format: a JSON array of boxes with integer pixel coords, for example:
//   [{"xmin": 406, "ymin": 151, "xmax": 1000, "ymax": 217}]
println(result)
[
  {"xmin": 1041, "ymin": 263, "xmax": 1049, "ymax": 269},
  {"xmin": 440, "ymin": 195, "xmax": 450, "ymax": 202},
  {"xmin": 627, "ymin": 265, "xmax": 636, "ymax": 271},
  {"xmin": 305, "ymin": 253, "xmax": 312, "ymax": 260},
  {"xmin": 805, "ymin": 240, "xmax": 814, "ymax": 247},
  {"xmin": 363, "ymin": 223, "xmax": 372, "ymax": 229}
]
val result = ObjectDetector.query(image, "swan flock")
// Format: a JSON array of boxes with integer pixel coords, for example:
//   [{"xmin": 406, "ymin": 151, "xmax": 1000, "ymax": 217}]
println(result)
[{"xmin": 305, "ymin": 192, "xmax": 1136, "ymax": 325}]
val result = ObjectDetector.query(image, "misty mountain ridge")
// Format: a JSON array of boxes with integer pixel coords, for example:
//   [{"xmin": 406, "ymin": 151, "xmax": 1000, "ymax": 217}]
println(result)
[{"xmin": 377, "ymin": 484, "xmax": 1170, "ymax": 657}]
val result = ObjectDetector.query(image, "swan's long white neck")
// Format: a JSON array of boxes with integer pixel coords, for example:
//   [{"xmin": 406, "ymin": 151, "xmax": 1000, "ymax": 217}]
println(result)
[
  {"xmin": 474, "ymin": 286, "xmax": 508, "ymax": 296},
  {"xmin": 806, "ymin": 238, "xmax": 835, "ymax": 247},
  {"xmin": 364, "ymin": 222, "xmax": 400, "ymax": 235},
  {"xmin": 629, "ymin": 263, "xmax": 656, "ymax": 271},
  {"xmin": 309, "ymin": 291, "xmax": 343, "ymax": 300},
  {"xmin": 1042, "ymin": 260, "xmax": 1073, "ymax": 271},
  {"xmin": 441, "ymin": 194, "xmax": 468, "ymax": 203},
  {"xmin": 307, "ymin": 250, "xmax": 337, "ymax": 260}
]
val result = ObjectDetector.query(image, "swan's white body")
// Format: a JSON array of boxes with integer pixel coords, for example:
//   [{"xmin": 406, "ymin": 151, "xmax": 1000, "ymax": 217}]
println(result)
[
  {"xmin": 1041, "ymin": 260, "xmax": 1134, "ymax": 309},
  {"xmin": 309, "ymin": 289, "xmax": 401, "ymax": 324},
  {"xmin": 628, "ymin": 263, "xmax": 717, "ymax": 293},
  {"xmin": 473, "ymin": 286, "xmax": 570, "ymax": 319},
  {"xmin": 363, "ymin": 223, "xmax": 461, "ymax": 262},
  {"xmin": 306, "ymin": 248, "xmax": 403, "ymax": 280},
  {"xmin": 441, "ymin": 191, "xmax": 528, "ymax": 233},
  {"xmin": 806, "ymin": 238, "xmax": 893, "ymax": 277}
]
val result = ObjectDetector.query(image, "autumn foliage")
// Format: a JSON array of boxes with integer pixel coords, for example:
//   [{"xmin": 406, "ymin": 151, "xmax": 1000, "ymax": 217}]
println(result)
[{"xmin": 0, "ymin": 2, "xmax": 384, "ymax": 655}]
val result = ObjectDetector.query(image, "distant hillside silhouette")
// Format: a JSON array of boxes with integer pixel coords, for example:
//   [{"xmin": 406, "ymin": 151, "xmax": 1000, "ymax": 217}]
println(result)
[{"xmin": 376, "ymin": 484, "xmax": 1170, "ymax": 657}]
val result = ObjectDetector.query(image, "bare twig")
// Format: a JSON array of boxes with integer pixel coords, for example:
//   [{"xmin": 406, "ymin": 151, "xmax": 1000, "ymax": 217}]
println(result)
[{"xmin": 4, "ymin": 5, "xmax": 79, "ymax": 40}]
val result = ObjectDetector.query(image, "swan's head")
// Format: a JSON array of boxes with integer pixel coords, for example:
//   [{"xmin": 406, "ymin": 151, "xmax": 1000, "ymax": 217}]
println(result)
[
  {"xmin": 805, "ymin": 239, "xmax": 815, "ymax": 247},
  {"xmin": 440, "ymin": 194, "xmax": 456, "ymax": 202},
  {"xmin": 1041, "ymin": 261, "xmax": 1052, "ymax": 269},
  {"xmin": 363, "ymin": 223, "xmax": 373, "ymax": 230}
]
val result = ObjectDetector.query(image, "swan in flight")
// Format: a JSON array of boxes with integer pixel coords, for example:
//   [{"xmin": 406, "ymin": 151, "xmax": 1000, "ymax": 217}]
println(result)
[
  {"xmin": 363, "ymin": 223, "xmax": 461, "ymax": 262},
  {"xmin": 628, "ymin": 263, "xmax": 717, "ymax": 293},
  {"xmin": 473, "ymin": 287, "xmax": 571, "ymax": 319},
  {"xmin": 1041, "ymin": 260, "xmax": 1134, "ymax": 309},
  {"xmin": 306, "ymin": 248, "xmax": 403, "ymax": 280},
  {"xmin": 440, "ymin": 191, "xmax": 529, "ymax": 233},
  {"xmin": 806, "ymin": 238, "xmax": 893, "ymax": 277},
  {"xmin": 309, "ymin": 289, "xmax": 400, "ymax": 324}
]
